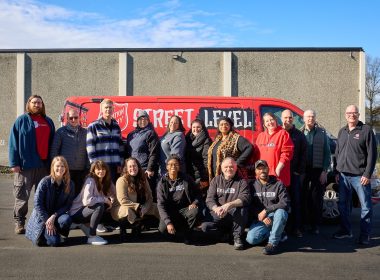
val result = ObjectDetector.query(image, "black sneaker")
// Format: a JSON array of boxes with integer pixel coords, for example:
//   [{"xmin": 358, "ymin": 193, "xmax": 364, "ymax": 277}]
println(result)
[
  {"xmin": 333, "ymin": 229, "xmax": 353, "ymax": 239},
  {"xmin": 233, "ymin": 237, "xmax": 244, "ymax": 250},
  {"xmin": 357, "ymin": 235, "xmax": 370, "ymax": 245},
  {"xmin": 263, "ymin": 243, "xmax": 277, "ymax": 255}
]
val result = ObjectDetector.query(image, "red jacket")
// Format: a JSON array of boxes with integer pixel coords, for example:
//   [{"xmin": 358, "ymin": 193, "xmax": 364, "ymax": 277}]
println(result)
[{"xmin": 256, "ymin": 126, "xmax": 294, "ymax": 186}]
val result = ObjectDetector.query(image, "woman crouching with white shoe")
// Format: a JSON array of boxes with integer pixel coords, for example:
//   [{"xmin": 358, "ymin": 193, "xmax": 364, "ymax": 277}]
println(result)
[{"xmin": 69, "ymin": 160, "xmax": 115, "ymax": 245}]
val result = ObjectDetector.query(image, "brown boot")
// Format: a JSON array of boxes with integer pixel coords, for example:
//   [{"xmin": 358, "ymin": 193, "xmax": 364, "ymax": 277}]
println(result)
[{"xmin": 15, "ymin": 223, "xmax": 25, "ymax": 234}]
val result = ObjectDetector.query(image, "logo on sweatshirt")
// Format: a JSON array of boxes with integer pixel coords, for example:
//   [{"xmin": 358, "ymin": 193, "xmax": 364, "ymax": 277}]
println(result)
[
  {"xmin": 217, "ymin": 187, "xmax": 236, "ymax": 194},
  {"xmin": 353, "ymin": 133, "xmax": 360, "ymax": 140}
]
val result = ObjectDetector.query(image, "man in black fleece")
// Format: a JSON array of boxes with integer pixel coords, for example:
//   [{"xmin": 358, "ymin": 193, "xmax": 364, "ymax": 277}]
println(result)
[
  {"xmin": 202, "ymin": 157, "xmax": 251, "ymax": 250},
  {"xmin": 333, "ymin": 105, "xmax": 377, "ymax": 245},
  {"xmin": 246, "ymin": 160, "xmax": 289, "ymax": 255}
]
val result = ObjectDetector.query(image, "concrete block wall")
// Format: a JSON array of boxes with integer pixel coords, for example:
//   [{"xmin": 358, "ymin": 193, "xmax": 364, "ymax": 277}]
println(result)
[{"xmin": 0, "ymin": 48, "xmax": 364, "ymax": 166}]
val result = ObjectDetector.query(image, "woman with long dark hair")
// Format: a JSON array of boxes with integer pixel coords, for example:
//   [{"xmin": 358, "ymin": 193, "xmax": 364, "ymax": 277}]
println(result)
[
  {"xmin": 111, "ymin": 157, "xmax": 159, "ymax": 241},
  {"xmin": 69, "ymin": 160, "xmax": 116, "ymax": 245},
  {"xmin": 25, "ymin": 156, "xmax": 75, "ymax": 246},
  {"xmin": 185, "ymin": 118, "xmax": 212, "ymax": 194}
]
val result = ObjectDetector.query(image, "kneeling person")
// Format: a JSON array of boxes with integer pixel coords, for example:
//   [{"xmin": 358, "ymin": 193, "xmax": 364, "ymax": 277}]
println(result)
[
  {"xmin": 157, "ymin": 155, "xmax": 200, "ymax": 244},
  {"xmin": 202, "ymin": 157, "xmax": 251, "ymax": 250},
  {"xmin": 246, "ymin": 160, "xmax": 289, "ymax": 255}
]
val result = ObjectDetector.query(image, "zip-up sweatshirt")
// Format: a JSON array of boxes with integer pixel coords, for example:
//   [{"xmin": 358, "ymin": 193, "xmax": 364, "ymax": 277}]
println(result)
[
  {"xmin": 206, "ymin": 174, "xmax": 251, "ymax": 210},
  {"xmin": 251, "ymin": 176, "xmax": 289, "ymax": 216},
  {"xmin": 335, "ymin": 121, "xmax": 377, "ymax": 178}
]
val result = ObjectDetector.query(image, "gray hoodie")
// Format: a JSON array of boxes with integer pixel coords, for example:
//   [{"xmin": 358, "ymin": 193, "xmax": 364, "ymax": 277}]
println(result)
[{"xmin": 159, "ymin": 131, "xmax": 186, "ymax": 175}]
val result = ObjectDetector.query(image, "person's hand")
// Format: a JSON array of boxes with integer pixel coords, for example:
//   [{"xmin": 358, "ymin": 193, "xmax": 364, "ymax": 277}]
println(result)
[
  {"xmin": 11, "ymin": 166, "xmax": 21, "ymax": 173},
  {"xmin": 45, "ymin": 214, "xmax": 57, "ymax": 236},
  {"xmin": 220, "ymin": 203, "xmax": 231, "ymax": 214},
  {"xmin": 258, "ymin": 209, "xmax": 267, "ymax": 221},
  {"xmin": 263, "ymin": 217, "xmax": 272, "ymax": 227},
  {"xmin": 213, "ymin": 206, "xmax": 225, "ymax": 218},
  {"xmin": 145, "ymin": 170, "xmax": 154, "ymax": 178},
  {"xmin": 188, "ymin": 203, "xmax": 198, "ymax": 210},
  {"xmin": 275, "ymin": 162, "xmax": 284, "ymax": 177},
  {"xmin": 360, "ymin": 176, "xmax": 370, "ymax": 186},
  {"xmin": 320, "ymin": 171, "xmax": 327, "ymax": 185},
  {"xmin": 167, "ymin": 223, "xmax": 176, "ymax": 235}
]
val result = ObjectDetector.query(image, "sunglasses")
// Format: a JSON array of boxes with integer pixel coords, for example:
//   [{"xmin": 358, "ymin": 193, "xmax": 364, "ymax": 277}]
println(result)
[{"xmin": 68, "ymin": 116, "xmax": 79, "ymax": 120}]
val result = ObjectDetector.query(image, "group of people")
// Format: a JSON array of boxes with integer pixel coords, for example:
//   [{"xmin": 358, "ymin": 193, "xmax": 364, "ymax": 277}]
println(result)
[{"xmin": 8, "ymin": 95, "xmax": 377, "ymax": 255}]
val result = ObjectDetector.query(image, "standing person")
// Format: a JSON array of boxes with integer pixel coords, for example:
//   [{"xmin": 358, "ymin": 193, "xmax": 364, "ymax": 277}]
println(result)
[
  {"xmin": 159, "ymin": 115, "xmax": 186, "ymax": 176},
  {"xmin": 246, "ymin": 160, "xmax": 289, "ymax": 255},
  {"xmin": 256, "ymin": 112, "xmax": 294, "ymax": 187},
  {"xmin": 111, "ymin": 158, "xmax": 159, "ymax": 241},
  {"xmin": 281, "ymin": 109, "xmax": 307, "ymax": 237},
  {"xmin": 301, "ymin": 109, "xmax": 331, "ymax": 234},
  {"xmin": 202, "ymin": 157, "xmax": 251, "ymax": 250},
  {"xmin": 333, "ymin": 105, "xmax": 377, "ymax": 245},
  {"xmin": 86, "ymin": 98, "xmax": 124, "ymax": 184},
  {"xmin": 157, "ymin": 155, "xmax": 200, "ymax": 244},
  {"xmin": 207, "ymin": 117, "xmax": 253, "ymax": 181},
  {"xmin": 50, "ymin": 109, "xmax": 88, "ymax": 195},
  {"xmin": 69, "ymin": 160, "xmax": 116, "ymax": 245},
  {"xmin": 25, "ymin": 156, "xmax": 75, "ymax": 246},
  {"xmin": 9, "ymin": 95, "xmax": 55, "ymax": 234},
  {"xmin": 125, "ymin": 110, "xmax": 159, "ymax": 200},
  {"xmin": 185, "ymin": 118, "xmax": 212, "ymax": 195}
]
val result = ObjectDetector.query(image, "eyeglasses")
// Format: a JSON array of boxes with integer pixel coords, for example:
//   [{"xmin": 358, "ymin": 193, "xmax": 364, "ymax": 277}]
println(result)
[
  {"xmin": 68, "ymin": 116, "xmax": 79, "ymax": 120},
  {"xmin": 345, "ymin": 112, "xmax": 359, "ymax": 116}
]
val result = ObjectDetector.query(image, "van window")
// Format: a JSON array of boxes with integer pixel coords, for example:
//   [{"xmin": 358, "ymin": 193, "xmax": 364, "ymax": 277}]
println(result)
[{"xmin": 260, "ymin": 106, "xmax": 304, "ymax": 130}]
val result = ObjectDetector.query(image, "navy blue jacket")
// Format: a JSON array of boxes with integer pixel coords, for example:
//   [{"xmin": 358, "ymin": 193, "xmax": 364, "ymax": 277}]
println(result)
[
  {"xmin": 125, "ymin": 123, "xmax": 159, "ymax": 171},
  {"xmin": 25, "ymin": 176, "xmax": 75, "ymax": 245}
]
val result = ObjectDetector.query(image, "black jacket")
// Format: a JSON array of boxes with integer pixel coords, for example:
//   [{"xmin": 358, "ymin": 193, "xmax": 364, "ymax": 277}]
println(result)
[
  {"xmin": 287, "ymin": 125, "xmax": 307, "ymax": 175},
  {"xmin": 206, "ymin": 174, "xmax": 251, "ymax": 210},
  {"xmin": 336, "ymin": 121, "xmax": 377, "ymax": 178},
  {"xmin": 157, "ymin": 173, "xmax": 201, "ymax": 225},
  {"xmin": 185, "ymin": 130, "xmax": 211, "ymax": 182},
  {"xmin": 250, "ymin": 176, "xmax": 289, "ymax": 216}
]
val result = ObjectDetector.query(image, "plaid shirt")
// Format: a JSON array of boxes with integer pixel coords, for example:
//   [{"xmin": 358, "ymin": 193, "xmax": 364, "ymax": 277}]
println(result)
[{"xmin": 86, "ymin": 118, "xmax": 124, "ymax": 166}]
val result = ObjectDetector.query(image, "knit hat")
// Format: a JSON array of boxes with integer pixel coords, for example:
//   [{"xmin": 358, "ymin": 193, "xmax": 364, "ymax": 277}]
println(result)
[{"xmin": 136, "ymin": 110, "xmax": 149, "ymax": 120}]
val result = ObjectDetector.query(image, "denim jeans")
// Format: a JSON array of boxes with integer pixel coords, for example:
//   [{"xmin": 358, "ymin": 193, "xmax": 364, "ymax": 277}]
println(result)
[
  {"xmin": 43, "ymin": 214, "xmax": 72, "ymax": 247},
  {"xmin": 246, "ymin": 209, "xmax": 288, "ymax": 246},
  {"xmin": 338, "ymin": 173, "xmax": 372, "ymax": 237}
]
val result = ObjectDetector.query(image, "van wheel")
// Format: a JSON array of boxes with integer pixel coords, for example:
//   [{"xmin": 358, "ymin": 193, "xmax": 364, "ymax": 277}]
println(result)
[{"xmin": 322, "ymin": 183, "xmax": 340, "ymax": 223}]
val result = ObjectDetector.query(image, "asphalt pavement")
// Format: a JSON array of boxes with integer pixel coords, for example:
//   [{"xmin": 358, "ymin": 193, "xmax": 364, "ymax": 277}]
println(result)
[{"xmin": 0, "ymin": 175, "xmax": 379, "ymax": 280}]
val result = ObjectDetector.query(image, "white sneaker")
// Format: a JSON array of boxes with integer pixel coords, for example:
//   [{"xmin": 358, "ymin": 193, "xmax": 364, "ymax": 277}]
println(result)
[
  {"xmin": 96, "ymin": 224, "xmax": 108, "ymax": 233},
  {"xmin": 87, "ymin": 235, "xmax": 108, "ymax": 245}
]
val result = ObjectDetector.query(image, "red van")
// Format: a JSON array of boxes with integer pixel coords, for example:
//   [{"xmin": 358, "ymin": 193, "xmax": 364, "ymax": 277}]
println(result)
[
  {"xmin": 61, "ymin": 95, "xmax": 305, "ymax": 141},
  {"xmin": 61, "ymin": 96, "xmax": 379, "ymax": 220}
]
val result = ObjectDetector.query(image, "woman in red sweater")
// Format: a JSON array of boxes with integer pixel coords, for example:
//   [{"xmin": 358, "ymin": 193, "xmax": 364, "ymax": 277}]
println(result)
[{"xmin": 256, "ymin": 113, "xmax": 294, "ymax": 186}]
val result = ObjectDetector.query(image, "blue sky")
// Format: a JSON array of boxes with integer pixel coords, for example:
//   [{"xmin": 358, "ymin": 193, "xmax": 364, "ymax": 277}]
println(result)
[{"xmin": 1, "ymin": 0, "xmax": 379, "ymax": 57}]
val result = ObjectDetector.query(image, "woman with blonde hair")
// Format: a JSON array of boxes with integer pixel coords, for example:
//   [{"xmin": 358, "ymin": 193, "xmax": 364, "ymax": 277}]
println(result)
[
  {"xmin": 69, "ymin": 160, "xmax": 116, "ymax": 245},
  {"xmin": 112, "ymin": 157, "xmax": 159, "ymax": 241},
  {"xmin": 26, "ymin": 156, "xmax": 75, "ymax": 246}
]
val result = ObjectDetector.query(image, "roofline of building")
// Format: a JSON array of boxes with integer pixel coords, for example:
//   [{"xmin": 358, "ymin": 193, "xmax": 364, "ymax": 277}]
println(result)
[{"xmin": 0, "ymin": 47, "xmax": 364, "ymax": 53}]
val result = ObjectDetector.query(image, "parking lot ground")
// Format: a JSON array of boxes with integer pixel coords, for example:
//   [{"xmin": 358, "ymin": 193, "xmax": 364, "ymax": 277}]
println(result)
[{"xmin": 0, "ymin": 175, "xmax": 379, "ymax": 280}]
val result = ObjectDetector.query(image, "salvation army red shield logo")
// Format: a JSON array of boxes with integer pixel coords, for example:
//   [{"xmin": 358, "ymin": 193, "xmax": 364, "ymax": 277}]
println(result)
[{"xmin": 112, "ymin": 102, "xmax": 129, "ymax": 132}]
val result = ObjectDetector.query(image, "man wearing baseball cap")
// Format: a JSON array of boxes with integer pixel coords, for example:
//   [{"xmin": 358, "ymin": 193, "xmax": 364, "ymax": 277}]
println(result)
[{"xmin": 246, "ymin": 160, "xmax": 289, "ymax": 255}]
